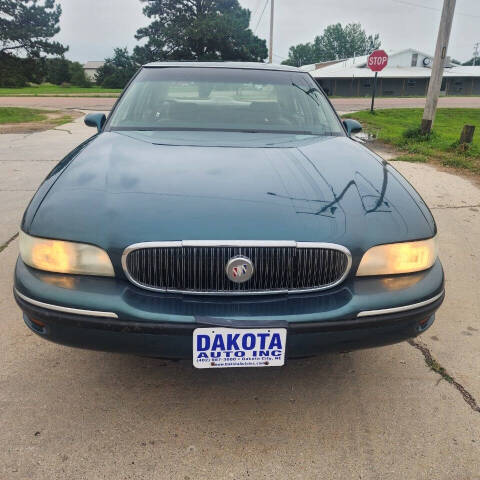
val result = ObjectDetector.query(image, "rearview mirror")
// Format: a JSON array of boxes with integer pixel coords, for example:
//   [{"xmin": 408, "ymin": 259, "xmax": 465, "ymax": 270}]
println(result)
[
  {"xmin": 343, "ymin": 119, "xmax": 362, "ymax": 136},
  {"xmin": 84, "ymin": 113, "xmax": 106, "ymax": 133}
]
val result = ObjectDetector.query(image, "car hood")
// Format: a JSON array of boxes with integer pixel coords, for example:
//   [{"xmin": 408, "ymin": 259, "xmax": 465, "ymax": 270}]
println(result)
[{"xmin": 27, "ymin": 131, "xmax": 435, "ymax": 259}]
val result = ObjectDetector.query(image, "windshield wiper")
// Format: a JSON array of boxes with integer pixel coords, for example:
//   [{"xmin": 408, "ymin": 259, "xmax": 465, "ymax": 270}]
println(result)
[{"xmin": 291, "ymin": 82, "xmax": 321, "ymax": 106}]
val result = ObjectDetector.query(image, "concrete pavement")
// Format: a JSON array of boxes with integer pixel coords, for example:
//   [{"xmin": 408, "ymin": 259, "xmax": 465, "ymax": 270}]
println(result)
[
  {"xmin": 0, "ymin": 116, "xmax": 99, "ymax": 246},
  {"xmin": 0, "ymin": 116, "xmax": 479, "ymax": 479}
]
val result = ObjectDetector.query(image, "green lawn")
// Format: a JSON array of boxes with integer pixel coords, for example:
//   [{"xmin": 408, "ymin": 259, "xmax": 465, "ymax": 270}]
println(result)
[
  {"xmin": 0, "ymin": 107, "xmax": 74, "ymax": 128},
  {"xmin": 0, "ymin": 107, "xmax": 49, "ymax": 124},
  {"xmin": 344, "ymin": 108, "xmax": 480, "ymax": 173},
  {"xmin": 0, "ymin": 85, "xmax": 122, "ymax": 96}
]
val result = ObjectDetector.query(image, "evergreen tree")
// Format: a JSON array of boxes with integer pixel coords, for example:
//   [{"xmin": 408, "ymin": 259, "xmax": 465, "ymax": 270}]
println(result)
[{"xmin": 133, "ymin": 0, "xmax": 267, "ymax": 63}]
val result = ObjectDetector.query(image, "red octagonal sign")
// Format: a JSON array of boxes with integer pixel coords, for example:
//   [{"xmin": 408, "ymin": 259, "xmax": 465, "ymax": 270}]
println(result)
[{"xmin": 368, "ymin": 50, "xmax": 389, "ymax": 72}]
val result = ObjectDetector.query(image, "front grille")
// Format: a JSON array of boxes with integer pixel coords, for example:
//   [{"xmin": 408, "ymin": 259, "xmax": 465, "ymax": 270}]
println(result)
[{"xmin": 123, "ymin": 242, "xmax": 351, "ymax": 295}]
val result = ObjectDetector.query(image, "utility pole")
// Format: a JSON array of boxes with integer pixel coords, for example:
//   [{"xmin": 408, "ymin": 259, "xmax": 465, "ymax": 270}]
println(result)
[
  {"xmin": 421, "ymin": 0, "xmax": 456, "ymax": 135},
  {"xmin": 474, "ymin": 42, "xmax": 479, "ymax": 66},
  {"xmin": 268, "ymin": 0, "xmax": 274, "ymax": 63}
]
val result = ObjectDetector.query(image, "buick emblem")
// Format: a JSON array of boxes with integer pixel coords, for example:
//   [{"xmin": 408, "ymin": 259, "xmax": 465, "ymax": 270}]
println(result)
[{"xmin": 226, "ymin": 256, "xmax": 254, "ymax": 283}]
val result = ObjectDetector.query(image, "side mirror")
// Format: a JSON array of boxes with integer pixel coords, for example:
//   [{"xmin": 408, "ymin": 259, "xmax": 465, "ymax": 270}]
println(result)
[
  {"xmin": 84, "ymin": 113, "xmax": 106, "ymax": 133},
  {"xmin": 343, "ymin": 119, "xmax": 362, "ymax": 136}
]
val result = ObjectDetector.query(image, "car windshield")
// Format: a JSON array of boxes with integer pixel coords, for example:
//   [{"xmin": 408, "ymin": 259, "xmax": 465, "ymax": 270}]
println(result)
[{"xmin": 108, "ymin": 67, "xmax": 344, "ymax": 136}]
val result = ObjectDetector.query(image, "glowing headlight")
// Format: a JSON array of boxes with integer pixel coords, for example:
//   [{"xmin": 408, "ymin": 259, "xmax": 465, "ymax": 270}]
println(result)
[
  {"xmin": 19, "ymin": 231, "xmax": 114, "ymax": 277},
  {"xmin": 356, "ymin": 237, "xmax": 438, "ymax": 276}
]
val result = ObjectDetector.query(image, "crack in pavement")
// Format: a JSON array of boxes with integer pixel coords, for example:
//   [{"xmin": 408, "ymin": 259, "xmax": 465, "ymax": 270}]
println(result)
[
  {"xmin": 408, "ymin": 339, "xmax": 480, "ymax": 414},
  {"xmin": 0, "ymin": 232, "xmax": 19, "ymax": 255},
  {"xmin": 430, "ymin": 204, "xmax": 480, "ymax": 210},
  {"xmin": 53, "ymin": 127, "xmax": 72, "ymax": 134}
]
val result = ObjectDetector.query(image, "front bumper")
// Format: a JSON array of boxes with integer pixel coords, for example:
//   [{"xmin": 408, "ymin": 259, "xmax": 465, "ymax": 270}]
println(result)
[{"xmin": 14, "ymin": 258, "xmax": 445, "ymax": 358}]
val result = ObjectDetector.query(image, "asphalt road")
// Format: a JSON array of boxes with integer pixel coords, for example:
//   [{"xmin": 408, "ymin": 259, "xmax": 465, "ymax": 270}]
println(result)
[
  {"xmin": 1, "ymin": 116, "xmax": 479, "ymax": 479},
  {"xmin": 2, "ymin": 95, "xmax": 480, "ymax": 113}
]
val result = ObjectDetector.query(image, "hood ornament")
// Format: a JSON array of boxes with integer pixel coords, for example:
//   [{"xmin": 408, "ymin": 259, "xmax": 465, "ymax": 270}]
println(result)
[{"xmin": 226, "ymin": 256, "xmax": 254, "ymax": 283}]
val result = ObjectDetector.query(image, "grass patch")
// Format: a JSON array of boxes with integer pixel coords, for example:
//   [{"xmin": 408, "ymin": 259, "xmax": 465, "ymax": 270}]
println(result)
[
  {"xmin": 0, "ymin": 107, "xmax": 74, "ymax": 130},
  {"xmin": 0, "ymin": 84, "xmax": 121, "ymax": 96},
  {"xmin": 0, "ymin": 107, "xmax": 49, "ymax": 124},
  {"xmin": 50, "ymin": 114, "xmax": 75, "ymax": 128},
  {"xmin": 392, "ymin": 153, "xmax": 429, "ymax": 163},
  {"xmin": 344, "ymin": 108, "xmax": 480, "ymax": 173}
]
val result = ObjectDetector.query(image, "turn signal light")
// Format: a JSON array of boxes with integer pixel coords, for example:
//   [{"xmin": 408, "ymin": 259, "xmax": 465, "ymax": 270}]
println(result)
[
  {"xmin": 357, "ymin": 237, "xmax": 438, "ymax": 276},
  {"xmin": 19, "ymin": 231, "xmax": 115, "ymax": 277}
]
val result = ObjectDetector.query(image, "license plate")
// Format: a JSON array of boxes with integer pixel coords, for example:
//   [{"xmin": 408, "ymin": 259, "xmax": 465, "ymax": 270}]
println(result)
[{"xmin": 193, "ymin": 327, "xmax": 287, "ymax": 369}]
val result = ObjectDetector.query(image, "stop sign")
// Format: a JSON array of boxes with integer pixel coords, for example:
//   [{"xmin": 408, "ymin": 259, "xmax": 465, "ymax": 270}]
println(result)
[{"xmin": 368, "ymin": 50, "xmax": 389, "ymax": 72}]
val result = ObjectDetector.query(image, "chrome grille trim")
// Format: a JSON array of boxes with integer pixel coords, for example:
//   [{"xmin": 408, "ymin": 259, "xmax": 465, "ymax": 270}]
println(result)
[
  {"xmin": 15, "ymin": 289, "xmax": 119, "ymax": 318},
  {"xmin": 122, "ymin": 241, "xmax": 352, "ymax": 296},
  {"xmin": 357, "ymin": 290, "xmax": 444, "ymax": 317},
  {"xmin": 183, "ymin": 240, "xmax": 297, "ymax": 248}
]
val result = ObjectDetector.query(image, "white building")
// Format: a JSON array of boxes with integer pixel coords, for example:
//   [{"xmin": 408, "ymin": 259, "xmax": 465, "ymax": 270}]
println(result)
[
  {"xmin": 302, "ymin": 48, "xmax": 480, "ymax": 97},
  {"xmin": 83, "ymin": 61, "xmax": 105, "ymax": 82}
]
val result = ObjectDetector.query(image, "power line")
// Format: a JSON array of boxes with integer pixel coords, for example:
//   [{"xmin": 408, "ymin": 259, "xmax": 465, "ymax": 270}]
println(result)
[
  {"xmin": 250, "ymin": 0, "xmax": 263, "ymax": 23},
  {"xmin": 389, "ymin": 0, "xmax": 480, "ymax": 18},
  {"xmin": 390, "ymin": 0, "xmax": 440, "ymax": 12},
  {"xmin": 249, "ymin": 0, "xmax": 263, "ymax": 28},
  {"xmin": 254, "ymin": 0, "xmax": 269, "ymax": 33}
]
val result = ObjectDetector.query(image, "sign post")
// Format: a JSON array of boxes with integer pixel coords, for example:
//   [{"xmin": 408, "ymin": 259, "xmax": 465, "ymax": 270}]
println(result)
[
  {"xmin": 367, "ymin": 50, "xmax": 389, "ymax": 112},
  {"xmin": 370, "ymin": 72, "xmax": 378, "ymax": 113}
]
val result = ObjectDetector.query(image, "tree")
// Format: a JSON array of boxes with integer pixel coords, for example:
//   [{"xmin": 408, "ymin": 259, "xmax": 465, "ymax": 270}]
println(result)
[
  {"xmin": 0, "ymin": 52, "xmax": 38, "ymax": 86},
  {"xmin": 283, "ymin": 23, "xmax": 380, "ymax": 67},
  {"xmin": 133, "ymin": 0, "xmax": 267, "ymax": 63},
  {"xmin": 0, "ymin": 0, "xmax": 67, "ymax": 57},
  {"xmin": 317, "ymin": 23, "xmax": 380, "ymax": 61},
  {"xmin": 44, "ymin": 57, "xmax": 70, "ymax": 84},
  {"xmin": 69, "ymin": 61, "xmax": 90, "ymax": 87},
  {"xmin": 283, "ymin": 43, "xmax": 319, "ymax": 68},
  {"xmin": 95, "ymin": 48, "xmax": 138, "ymax": 89},
  {"xmin": 42, "ymin": 57, "xmax": 91, "ymax": 86},
  {"xmin": 463, "ymin": 57, "xmax": 479, "ymax": 66}
]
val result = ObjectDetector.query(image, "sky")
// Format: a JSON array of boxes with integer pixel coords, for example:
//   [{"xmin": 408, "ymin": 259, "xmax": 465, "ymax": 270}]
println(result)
[{"xmin": 55, "ymin": 0, "xmax": 480, "ymax": 64}]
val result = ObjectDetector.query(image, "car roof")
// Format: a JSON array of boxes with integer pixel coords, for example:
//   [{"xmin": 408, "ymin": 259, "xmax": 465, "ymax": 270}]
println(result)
[{"xmin": 143, "ymin": 61, "xmax": 302, "ymax": 73}]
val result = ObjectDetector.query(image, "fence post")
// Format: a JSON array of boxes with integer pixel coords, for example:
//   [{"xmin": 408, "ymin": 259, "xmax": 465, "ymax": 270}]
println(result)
[{"xmin": 460, "ymin": 125, "xmax": 475, "ymax": 144}]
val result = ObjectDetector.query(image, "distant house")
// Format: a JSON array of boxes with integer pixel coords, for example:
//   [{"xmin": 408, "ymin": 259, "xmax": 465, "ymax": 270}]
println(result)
[
  {"xmin": 83, "ymin": 61, "xmax": 105, "ymax": 82},
  {"xmin": 302, "ymin": 48, "xmax": 480, "ymax": 97}
]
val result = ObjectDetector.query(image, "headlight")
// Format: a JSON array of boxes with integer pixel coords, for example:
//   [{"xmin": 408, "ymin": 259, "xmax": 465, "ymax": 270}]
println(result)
[
  {"xmin": 19, "ymin": 231, "xmax": 115, "ymax": 277},
  {"xmin": 356, "ymin": 237, "xmax": 437, "ymax": 276}
]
